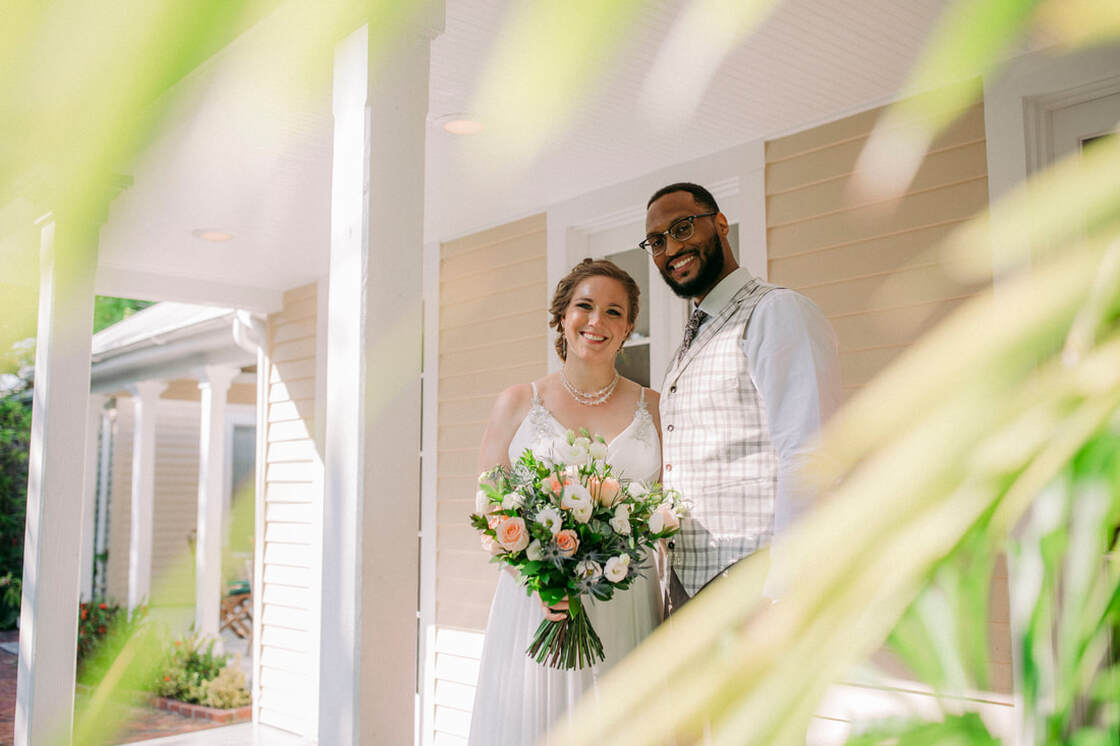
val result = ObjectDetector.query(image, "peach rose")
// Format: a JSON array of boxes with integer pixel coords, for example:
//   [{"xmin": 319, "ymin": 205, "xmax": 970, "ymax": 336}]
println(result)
[
  {"xmin": 487, "ymin": 514, "xmax": 507, "ymax": 530},
  {"xmin": 555, "ymin": 529, "xmax": 579, "ymax": 558},
  {"xmin": 648, "ymin": 505, "xmax": 680, "ymax": 534},
  {"xmin": 480, "ymin": 535, "xmax": 503, "ymax": 556},
  {"xmin": 496, "ymin": 517, "xmax": 530, "ymax": 553},
  {"xmin": 543, "ymin": 474, "xmax": 568, "ymax": 496},
  {"xmin": 587, "ymin": 476, "xmax": 623, "ymax": 507}
]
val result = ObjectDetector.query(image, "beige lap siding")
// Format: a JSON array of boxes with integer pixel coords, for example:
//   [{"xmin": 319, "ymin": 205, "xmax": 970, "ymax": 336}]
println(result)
[
  {"xmin": 765, "ymin": 95, "xmax": 1013, "ymax": 701},
  {"xmin": 103, "ymin": 397, "xmax": 203, "ymax": 608},
  {"xmin": 767, "ymin": 99, "xmax": 992, "ymax": 397},
  {"xmin": 434, "ymin": 213, "xmax": 547, "ymax": 743},
  {"xmin": 258, "ymin": 282, "xmax": 321, "ymax": 736}
]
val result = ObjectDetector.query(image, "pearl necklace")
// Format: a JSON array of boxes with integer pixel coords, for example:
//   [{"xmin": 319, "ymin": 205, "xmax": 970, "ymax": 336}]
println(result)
[{"xmin": 560, "ymin": 369, "xmax": 620, "ymax": 406}]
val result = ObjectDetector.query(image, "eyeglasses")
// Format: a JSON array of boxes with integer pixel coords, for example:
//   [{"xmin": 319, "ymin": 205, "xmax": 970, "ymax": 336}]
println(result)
[{"xmin": 639, "ymin": 212, "xmax": 717, "ymax": 257}]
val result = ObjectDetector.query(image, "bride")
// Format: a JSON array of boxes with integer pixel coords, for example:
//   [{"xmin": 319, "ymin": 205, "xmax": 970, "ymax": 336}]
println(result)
[{"xmin": 468, "ymin": 258, "xmax": 663, "ymax": 746}]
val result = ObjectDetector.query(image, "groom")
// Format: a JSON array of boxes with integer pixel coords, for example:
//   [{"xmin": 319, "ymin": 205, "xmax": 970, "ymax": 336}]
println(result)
[{"xmin": 643, "ymin": 182, "xmax": 841, "ymax": 610}]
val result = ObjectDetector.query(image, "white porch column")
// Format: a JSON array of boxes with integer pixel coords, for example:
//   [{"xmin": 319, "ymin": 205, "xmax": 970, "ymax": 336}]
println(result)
[
  {"xmin": 79, "ymin": 393, "xmax": 108, "ymax": 601},
  {"xmin": 321, "ymin": 19, "xmax": 435, "ymax": 746},
  {"xmin": 195, "ymin": 365, "xmax": 240, "ymax": 639},
  {"xmin": 15, "ymin": 216, "xmax": 98, "ymax": 745},
  {"xmin": 127, "ymin": 379, "xmax": 166, "ymax": 611}
]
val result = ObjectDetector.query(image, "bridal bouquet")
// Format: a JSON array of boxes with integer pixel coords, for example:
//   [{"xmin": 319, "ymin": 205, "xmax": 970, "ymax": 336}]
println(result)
[{"xmin": 470, "ymin": 429, "xmax": 687, "ymax": 670}]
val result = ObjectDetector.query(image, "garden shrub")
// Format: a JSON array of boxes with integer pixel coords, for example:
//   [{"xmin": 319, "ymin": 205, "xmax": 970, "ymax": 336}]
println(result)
[
  {"xmin": 150, "ymin": 630, "xmax": 250, "ymax": 708},
  {"xmin": 76, "ymin": 599, "xmax": 148, "ymax": 684},
  {"xmin": 0, "ymin": 398, "xmax": 31, "ymax": 629}
]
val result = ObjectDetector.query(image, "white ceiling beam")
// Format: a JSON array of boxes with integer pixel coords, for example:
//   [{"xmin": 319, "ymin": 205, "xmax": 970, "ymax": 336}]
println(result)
[{"xmin": 94, "ymin": 265, "xmax": 285, "ymax": 313}]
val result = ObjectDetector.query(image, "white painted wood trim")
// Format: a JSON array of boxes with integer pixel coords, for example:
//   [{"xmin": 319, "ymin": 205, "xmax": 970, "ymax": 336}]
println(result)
[
  {"xmin": 321, "ymin": 25, "xmax": 369, "ymax": 746},
  {"xmin": 94, "ymin": 265, "xmax": 283, "ymax": 313},
  {"xmin": 419, "ymin": 239, "xmax": 440, "ymax": 746},
  {"xmin": 80, "ymin": 394, "xmax": 108, "ymax": 601},
  {"xmin": 126, "ymin": 379, "xmax": 167, "ymax": 611},
  {"xmin": 250, "ymin": 345, "xmax": 269, "ymax": 725},
  {"xmin": 16, "ymin": 217, "xmax": 99, "ymax": 745},
  {"xmin": 195, "ymin": 365, "xmax": 240, "ymax": 641},
  {"xmin": 983, "ymin": 45, "xmax": 1120, "ymax": 292}
]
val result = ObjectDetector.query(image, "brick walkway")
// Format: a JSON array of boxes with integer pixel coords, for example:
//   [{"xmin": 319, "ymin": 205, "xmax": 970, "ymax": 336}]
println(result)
[{"xmin": 0, "ymin": 630, "xmax": 223, "ymax": 745}]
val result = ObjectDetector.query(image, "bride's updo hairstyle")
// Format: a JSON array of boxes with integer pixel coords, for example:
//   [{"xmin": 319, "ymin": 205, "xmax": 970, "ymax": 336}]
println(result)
[{"xmin": 549, "ymin": 258, "xmax": 640, "ymax": 361}]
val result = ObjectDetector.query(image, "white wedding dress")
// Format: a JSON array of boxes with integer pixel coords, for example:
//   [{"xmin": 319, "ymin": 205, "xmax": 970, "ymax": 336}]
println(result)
[{"xmin": 468, "ymin": 384, "xmax": 663, "ymax": 746}]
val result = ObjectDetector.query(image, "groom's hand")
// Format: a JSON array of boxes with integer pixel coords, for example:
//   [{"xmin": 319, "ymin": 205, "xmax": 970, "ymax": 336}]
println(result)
[{"xmin": 541, "ymin": 596, "xmax": 570, "ymax": 621}]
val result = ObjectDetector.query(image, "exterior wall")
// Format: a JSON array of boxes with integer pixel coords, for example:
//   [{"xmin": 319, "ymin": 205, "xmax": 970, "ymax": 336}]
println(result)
[
  {"xmin": 432, "ymin": 213, "xmax": 548, "ymax": 744},
  {"xmin": 103, "ymin": 395, "xmax": 257, "ymax": 610},
  {"xmin": 765, "ymin": 101, "xmax": 992, "ymax": 398},
  {"xmin": 149, "ymin": 400, "xmax": 201, "ymax": 607},
  {"xmin": 257, "ymin": 282, "xmax": 322, "ymax": 736},
  {"xmin": 763, "ymin": 98, "xmax": 1013, "ymax": 699}
]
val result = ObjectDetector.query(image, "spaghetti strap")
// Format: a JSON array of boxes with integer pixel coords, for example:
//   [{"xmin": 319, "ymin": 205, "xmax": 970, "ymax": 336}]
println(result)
[
  {"xmin": 638, "ymin": 386, "xmax": 647, "ymax": 405},
  {"xmin": 529, "ymin": 381, "xmax": 541, "ymax": 403}
]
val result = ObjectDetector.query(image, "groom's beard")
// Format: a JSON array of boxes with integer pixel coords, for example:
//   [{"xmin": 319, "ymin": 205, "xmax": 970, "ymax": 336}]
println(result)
[{"xmin": 659, "ymin": 232, "xmax": 725, "ymax": 299}]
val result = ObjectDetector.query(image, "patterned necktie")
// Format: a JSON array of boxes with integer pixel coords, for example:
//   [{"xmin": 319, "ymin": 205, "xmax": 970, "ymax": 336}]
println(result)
[{"xmin": 678, "ymin": 307, "xmax": 708, "ymax": 362}]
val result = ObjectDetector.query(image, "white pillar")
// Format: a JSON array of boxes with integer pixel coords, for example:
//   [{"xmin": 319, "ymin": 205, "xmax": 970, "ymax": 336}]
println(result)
[
  {"xmin": 321, "ymin": 20, "xmax": 433, "ymax": 746},
  {"xmin": 16, "ymin": 216, "xmax": 98, "ymax": 745},
  {"xmin": 92, "ymin": 406, "xmax": 115, "ymax": 596},
  {"xmin": 127, "ymin": 379, "xmax": 166, "ymax": 611},
  {"xmin": 79, "ymin": 393, "xmax": 108, "ymax": 601},
  {"xmin": 195, "ymin": 365, "xmax": 240, "ymax": 640}
]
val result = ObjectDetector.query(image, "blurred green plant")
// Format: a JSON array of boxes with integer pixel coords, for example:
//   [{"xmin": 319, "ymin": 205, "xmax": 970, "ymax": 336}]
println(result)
[{"xmin": 76, "ymin": 599, "xmax": 148, "ymax": 685}]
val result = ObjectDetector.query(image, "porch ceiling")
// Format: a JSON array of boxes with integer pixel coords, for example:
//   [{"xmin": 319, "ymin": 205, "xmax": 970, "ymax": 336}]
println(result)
[{"xmin": 95, "ymin": 0, "xmax": 967, "ymax": 308}]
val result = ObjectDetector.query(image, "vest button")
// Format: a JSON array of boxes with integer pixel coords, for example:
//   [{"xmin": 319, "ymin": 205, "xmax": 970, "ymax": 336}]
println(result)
[
  {"xmin": 669, "ymin": 385, "xmax": 676, "ymax": 393},
  {"xmin": 664, "ymin": 464, "xmax": 672, "ymax": 471},
  {"xmin": 668, "ymin": 541, "xmax": 675, "ymax": 550},
  {"xmin": 666, "ymin": 424, "xmax": 674, "ymax": 432}
]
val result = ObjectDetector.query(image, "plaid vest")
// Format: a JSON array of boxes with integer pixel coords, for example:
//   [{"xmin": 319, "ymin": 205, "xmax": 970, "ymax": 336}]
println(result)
[{"xmin": 661, "ymin": 279, "xmax": 779, "ymax": 596}]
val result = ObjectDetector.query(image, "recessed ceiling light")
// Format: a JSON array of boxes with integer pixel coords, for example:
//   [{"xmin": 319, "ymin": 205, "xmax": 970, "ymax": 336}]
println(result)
[
  {"xmin": 192, "ymin": 229, "xmax": 233, "ymax": 242},
  {"xmin": 435, "ymin": 114, "xmax": 483, "ymax": 135},
  {"xmin": 444, "ymin": 119, "xmax": 483, "ymax": 135}
]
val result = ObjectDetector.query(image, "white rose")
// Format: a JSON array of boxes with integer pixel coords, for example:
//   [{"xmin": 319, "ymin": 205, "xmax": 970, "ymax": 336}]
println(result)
[
  {"xmin": 555, "ymin": 441, "xmax": 589, "ymax": 466},
  {"xmin": 575, "ymin": 559, "xmax": 602, "ymax": 581},
  {"xmin": 574, "ymin": 436, "xmax": 592, "ymax": 450},
  {"xmin": 571, "ymin": 502, "xmax": 593, "ymax": 524},
  {"xmin": 629, "ymin": 481, "xmax": 650, "ymax": 498},
  {"xmin": 609, "ymin": 515, "xmax": 631, "ymax": 535},
  {"xmin": 535, "ymin": 506, "xmax": 562, "ymax": 536},
  {"xmin": 502, "ymin": 491, "xmax": 525, "ymax": 510},
  {"xmin": 613, "ymin": 503, "xmax": 631, "ymax": 520},
  {"xmin": 604, "ymin": 554, "xmax": 631, "ymax": 583},
  {"xmin": 561, "ymin": 482, "xmax": 593, "ymax": 510},
  {"xmin": 474, "ymin": 489, "xmax": 489, "ymax": 514},
  {"xmin": 588, "ymin": 441, "xmax": 608, "ymax": 461},
  {"xmin": 648, "ymin": 510, "xmax": 665, "ymax": 534},
  {"xmin": 526, "ymin": 539, "xmax": 543, "ymax": 562}
]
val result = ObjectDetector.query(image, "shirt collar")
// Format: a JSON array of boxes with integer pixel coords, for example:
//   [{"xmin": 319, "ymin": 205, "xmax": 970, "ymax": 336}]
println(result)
[{"xmin": 696, "ymin": 266, "xmax": 753, "ymax": 317}]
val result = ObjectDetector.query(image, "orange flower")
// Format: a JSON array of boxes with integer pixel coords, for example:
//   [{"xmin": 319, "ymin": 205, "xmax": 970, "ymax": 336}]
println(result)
[
  {"xmin": 99, "ymin": 602, "xmax": 107, "ymax": 610},
  {"xmin": 555, "ymin": 529, "xmax": 579, "ymax": 558}
]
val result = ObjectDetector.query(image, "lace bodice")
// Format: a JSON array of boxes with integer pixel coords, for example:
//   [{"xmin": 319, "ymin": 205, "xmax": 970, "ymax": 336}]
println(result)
[{"xmin": 507, "ymin": 383, "xmax": 661, "ymax": 483}]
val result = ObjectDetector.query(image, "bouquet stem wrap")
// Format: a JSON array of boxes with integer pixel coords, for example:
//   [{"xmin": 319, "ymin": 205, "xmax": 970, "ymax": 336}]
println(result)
[{"xmin": 526, "ymin": 595, "xmax": 604, "ymax": 669}]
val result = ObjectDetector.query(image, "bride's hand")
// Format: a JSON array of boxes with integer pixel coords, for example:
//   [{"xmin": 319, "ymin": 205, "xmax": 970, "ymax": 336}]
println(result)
[{"xmin": 541, "ymin": 596, "xmax": 569, "ymax": 622}]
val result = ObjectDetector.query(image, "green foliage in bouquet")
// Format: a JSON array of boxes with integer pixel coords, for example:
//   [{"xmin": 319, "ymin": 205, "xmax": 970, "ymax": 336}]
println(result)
[{"xmin": 470, "ymin": 427, "xmax": 686, "ymax": 669}]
